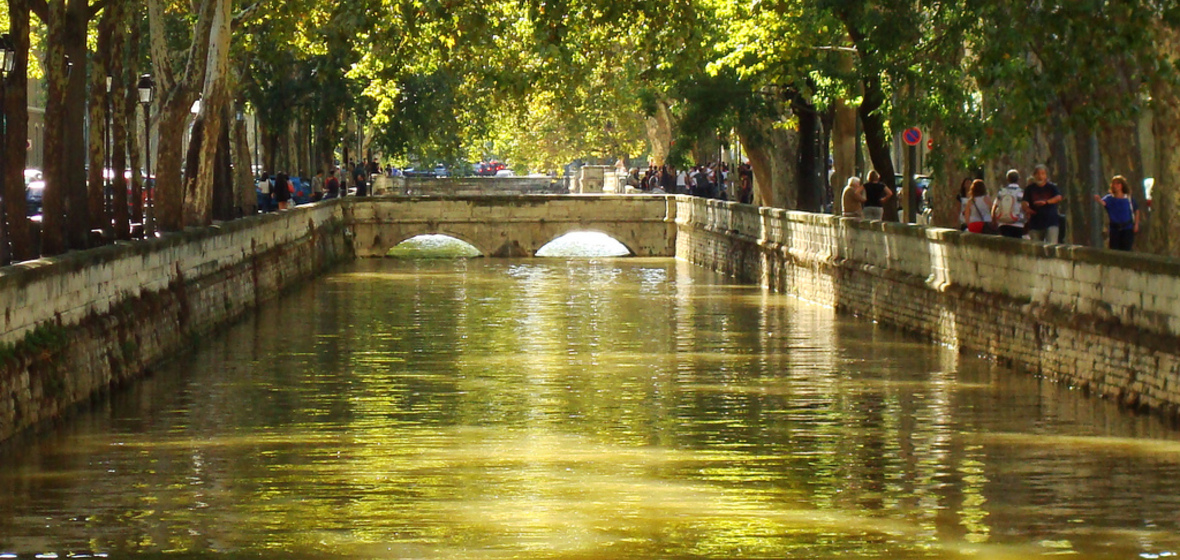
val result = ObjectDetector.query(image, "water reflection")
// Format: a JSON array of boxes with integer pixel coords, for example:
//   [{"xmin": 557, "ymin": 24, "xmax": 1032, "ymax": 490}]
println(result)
[{"xmin": 1, "ymin": 258, "xmax": 1180, "ymax": 559}]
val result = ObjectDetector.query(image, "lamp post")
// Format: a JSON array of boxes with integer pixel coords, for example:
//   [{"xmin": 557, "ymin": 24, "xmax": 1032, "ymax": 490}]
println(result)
[
  {"xmin": 0, "ymin": 34, "xmax": 16, "ymax": 263},
  {"xmin": 137, "ymin": 74, "xmax": 154, "ymax": 235}
]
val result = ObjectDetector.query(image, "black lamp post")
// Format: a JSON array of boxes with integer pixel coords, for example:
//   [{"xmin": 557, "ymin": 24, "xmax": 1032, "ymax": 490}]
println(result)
[
  {"xmin": 137, "ymin": 74, "xmax": 154, "ymax": 235},
  {"xmin": 1, "ymin": 33, "xmax": 16, "ymax": 263}
]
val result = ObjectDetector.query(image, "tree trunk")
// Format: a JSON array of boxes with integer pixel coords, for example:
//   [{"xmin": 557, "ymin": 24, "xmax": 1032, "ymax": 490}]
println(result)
[
  {"xmin": 928, "ymin": 119, "xmax": 962, "ymax": 229},
  {"xmin": 41, "ymin": 0, "xmax": 71, "ymax": 255},
  {"xmin": 148, "ymin": 0, "xmax": 215, "ymax": 231},
  {"xmin": 795, "ymin": 101, "xmax": 823, "ymax": 212},
  {"xmin": 1149, "ymin": 24, "xmax": 1180, "ymax": 256},
  {"xmin": 108, "ymin": 0, "xmax": 131, "ymax": 240},
  {"xmin": 213, "ymin": 104, "xmax": 234, "ymax": 221},
  {"xmin": 183, "ymin": 0, "xmax": 231, "ymax": 227},
  {"xmin": 156, "ymin": 98, "xmax": 193, "ymax": 231},
  {"xmin": 859, "ymin": 74, "xmax": 898, "ymax": 221},
  {"xmin": 233, "ymin": 106, "xmax": 256, "ymax": 216},
  {"xmin": 4, "ymin": 0, "xmax": 34, "ymax": 261},
  {"xmin": 63, "ymin": 0, "xmax": 92, "ymax": 249},
  {"xmin": 739, "ymin": 113, "xmax": 798, "ymax": 209},
  {"xmin": 88, "ymin": 8, "xmax": 115, "ymax": 239},
  {"xmin": 645, "ymin": 98, "xmax": 673, "ymax": 167}
]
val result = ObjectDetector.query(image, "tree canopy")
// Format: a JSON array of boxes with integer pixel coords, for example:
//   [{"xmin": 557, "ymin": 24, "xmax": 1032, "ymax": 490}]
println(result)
[{"xmin": 4, "ymin": 0, "xmax": 1180, "ymax": 256}]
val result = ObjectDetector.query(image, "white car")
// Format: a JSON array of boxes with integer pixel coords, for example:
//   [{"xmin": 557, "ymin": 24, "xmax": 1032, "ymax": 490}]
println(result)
[{"xmin": 494, "ymin": 169, "xmax": 515, "ymax": 178}]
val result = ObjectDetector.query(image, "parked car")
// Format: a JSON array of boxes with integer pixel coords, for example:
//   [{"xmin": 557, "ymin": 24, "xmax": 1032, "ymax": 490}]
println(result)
[{"xmin": 24, "ymin": 169, "xmax": 44, "ymax": 216}]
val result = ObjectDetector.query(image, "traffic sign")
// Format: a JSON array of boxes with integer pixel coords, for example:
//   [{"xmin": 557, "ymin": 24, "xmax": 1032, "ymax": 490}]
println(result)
[
  {"xmin": 903, "ymin": 127, "xmax": 922, "ymax": 146},
  {"xmin": 926, "ymin": 138, "xmax": 934, "ymax": 150}
]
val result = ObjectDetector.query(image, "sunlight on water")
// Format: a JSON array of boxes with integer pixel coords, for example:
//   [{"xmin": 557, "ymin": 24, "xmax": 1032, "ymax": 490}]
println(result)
[
  {"xmin": 387, "ymin": 234, "xmax": 482, "ymax": 258},
  {"xmin": 2, "ymin": 258, "xmax": 1180, "ymax": 559},
  {"xmin": 535, "ymin": 231, "xmax": 631, "ymax": 257}
]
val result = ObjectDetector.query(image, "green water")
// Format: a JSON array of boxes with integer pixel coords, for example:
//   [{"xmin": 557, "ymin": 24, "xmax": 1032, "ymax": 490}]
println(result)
[{"xmin": 2, "ymin": 257, "xmax": 1180, "ymax": 559}]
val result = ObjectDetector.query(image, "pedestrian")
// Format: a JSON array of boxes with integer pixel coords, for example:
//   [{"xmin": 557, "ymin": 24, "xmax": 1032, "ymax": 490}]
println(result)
[
  {"xmin": 256, "ymin": 172, "xmax": 272, "ymax": 213},
  {"xmin": 992, "ymin": 169, "xmax": 1026, "ymax": 238},
  {"xmin": 739, "ymin": 163, "xmax": 754, "ymax": 204},
  {"xmin": 862, "ymin": 170, "xmax": 893, "ymax": 221},
  {"xmin": 841, "ymin": 176, "xmax": 866, "ymax": 218},
  {"xmin": 311, "ymin": 169, "xmax": 325, "ymax": 202},
  {"xmin": 1093, "ymin": 175, "xmax": 1141, "ymax": 251},
  {"xmin": 1022, "ymin": 164, "xmax": 1064, "ymax": 244},
  {"xmin": 354, "ymin": 168, "xmax": 368, "ymax": 197},
  {"xmin": 963, "ymin": 179, "xmax": 995, "ymax": 234},
  {"xmin": 957, "ymin": 177, "xmax": 972, "ymax": 231},
  {"xmin": 274, "ymin": 172, "xmax": 292, "ymax": 210},
  {"xmin": 325, "ymin": 169, "xmax": 340, "ymax": 199},
  {"xmin": 660, "ymin": 165, "xmax": 676, "ymax": 194}
]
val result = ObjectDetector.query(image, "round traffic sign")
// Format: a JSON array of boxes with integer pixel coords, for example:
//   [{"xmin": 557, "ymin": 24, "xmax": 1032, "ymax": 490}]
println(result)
[
  {"xmin": 926, "ymin": 138, "xmax": 934, "ymax": 150},
  {"xmin": 903, "ymin": 127, "xmax": 922, "ymax": 146}
]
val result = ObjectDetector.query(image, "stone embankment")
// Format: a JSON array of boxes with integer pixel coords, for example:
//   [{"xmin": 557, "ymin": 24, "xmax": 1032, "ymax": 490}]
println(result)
[
  {"xmin": 675, "ymin": 197, "xmax": 1180, "ymax": 414},
  {"xmin": 0, "ymin": 202, "xmax": 351, "ymax": 443}
]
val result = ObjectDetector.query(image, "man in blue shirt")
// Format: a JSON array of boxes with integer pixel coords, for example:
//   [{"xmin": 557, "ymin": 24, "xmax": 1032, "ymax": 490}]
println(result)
[{"xmin": 1022, "ymin": 164, "xmax": 1064, "ymax": 244}]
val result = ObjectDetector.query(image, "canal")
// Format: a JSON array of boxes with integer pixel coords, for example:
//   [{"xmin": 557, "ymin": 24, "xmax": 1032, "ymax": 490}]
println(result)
[{"xmin": 2, "ymin": 255, "xmax": 1180, "ymax": 559}]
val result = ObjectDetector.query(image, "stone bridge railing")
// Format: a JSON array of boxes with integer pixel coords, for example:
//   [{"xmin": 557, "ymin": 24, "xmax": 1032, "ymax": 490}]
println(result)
[{"xmin": 374, "ymin": 176, "xmax": 570, "ymax": 196}]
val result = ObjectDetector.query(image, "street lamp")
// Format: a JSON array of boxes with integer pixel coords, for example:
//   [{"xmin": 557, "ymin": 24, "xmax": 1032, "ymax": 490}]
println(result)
[
  {"xmin": 1, "ymin": 34, "xmax": 16, "ymax": 263},
  {"xmin": 137, "ymin": 74, "xmax": 154, "ymax": 235},
  {"xmin": 0, "ymin": 34, "xmax": 15, "ymax": 76}
]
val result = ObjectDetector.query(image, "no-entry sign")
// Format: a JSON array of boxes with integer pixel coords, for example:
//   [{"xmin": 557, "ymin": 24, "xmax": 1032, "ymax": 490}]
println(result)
[{"xmin": 903, "ymin": 127, "xmax": 922, "ymax": 146}]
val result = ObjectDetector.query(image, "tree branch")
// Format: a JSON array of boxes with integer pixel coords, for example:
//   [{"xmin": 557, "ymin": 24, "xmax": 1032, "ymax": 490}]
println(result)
[
  {"xmin": 29, "ymin": 0, "xmax": 48, "ymax": 19},
  {"xmin": 88, "ymin": 0, "xmax": 111, "ymax": 19},
  {"xmin": 231, "ymin": 1, "xmax": 262, "ymax": 30}
]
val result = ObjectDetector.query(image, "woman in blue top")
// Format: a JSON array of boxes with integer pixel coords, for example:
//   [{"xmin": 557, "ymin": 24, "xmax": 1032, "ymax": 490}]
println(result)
[{"xmin": 1093, "ymin": 175, "xmax": 1141, "ymax": 251}]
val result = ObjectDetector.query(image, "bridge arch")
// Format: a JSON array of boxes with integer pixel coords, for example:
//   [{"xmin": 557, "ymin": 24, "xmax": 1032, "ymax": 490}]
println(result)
[
  {"xmin": 387, "ymin": 230, "xmax": 487, "ymax": 255},
  {"xmin": 387, "ymin": 233, "xmax": 484, "ymax": 257},
  {"xmin": 536, "ymin": 229, "xmax": 635, "ymax": 257}
]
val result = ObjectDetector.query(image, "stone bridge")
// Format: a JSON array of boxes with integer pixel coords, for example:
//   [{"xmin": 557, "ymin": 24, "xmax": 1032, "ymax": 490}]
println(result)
[{"xmin": 343, "ymin": 194, "xmax": 678, "ymax": 257}]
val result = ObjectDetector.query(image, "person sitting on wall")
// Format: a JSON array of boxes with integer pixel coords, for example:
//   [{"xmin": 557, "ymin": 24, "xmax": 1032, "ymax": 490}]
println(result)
[{"xmin": 841, "ymin": 176, "xmax": 866, "ymax": 218}]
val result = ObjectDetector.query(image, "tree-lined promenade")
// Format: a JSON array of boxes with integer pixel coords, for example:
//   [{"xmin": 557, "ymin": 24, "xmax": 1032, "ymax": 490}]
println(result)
[{"xmin": 1, "ymin": 0, "xmax": 1179, "ymax": 263}]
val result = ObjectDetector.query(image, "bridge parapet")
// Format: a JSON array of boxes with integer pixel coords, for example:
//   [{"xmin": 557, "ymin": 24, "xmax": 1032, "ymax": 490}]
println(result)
[{"xmin": 377, "ymin": 176, "xmax": 570, "ymax": 196}]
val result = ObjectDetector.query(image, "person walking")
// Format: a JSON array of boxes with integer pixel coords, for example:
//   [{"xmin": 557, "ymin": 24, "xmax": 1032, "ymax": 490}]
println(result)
[
  {"xmin": 992, "ymin": 169, "xmax": 1026, "ymax": 238},
  {"xmin": 963, "ymin": 179, "xmax": 995, "ymax": 234},
  {"xmin": 325, "ymin": 169, "xmax": 341, "ymax": 199},
  {"xmin": 256, "ymin": 172, "xmax": 272, "ymax": 213},
  {"xmin": 841, "ymin": 176, "xmax": 866, "ymax": 218},
  {"xmin": 1093, "ymin": 175, "xmax": 1141, "ymax": 251},
  {"xmin": 1022, "ymin": 164, "xmax": 1064, "ymax": 243},
  {"xmin": 311, "ymin": 169, "xmax": 325, "ymax": 202},
  {"xmin": 274, "ymin": 172, "xmax": 292, "ymax": 210},
  {"xmin": 862, "ymin": 170, "xmax": 893, "ymax": 221},
  {"xmin": 957, "ymin": 177, "xmax": 972, "ymax": 231}
]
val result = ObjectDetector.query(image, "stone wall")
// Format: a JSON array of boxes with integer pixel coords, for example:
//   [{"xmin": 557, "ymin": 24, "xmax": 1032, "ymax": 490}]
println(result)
[
  {"xmin": 0, "ymin": 201, "xmax": 351, "ymax": 443},
  {"xmin": 386, "ymin": 177, "xmax": 568, "ymax": 196},
  {"xmin": 674, "ymin": 196, "xmax": 1180, "ymax": 415}
]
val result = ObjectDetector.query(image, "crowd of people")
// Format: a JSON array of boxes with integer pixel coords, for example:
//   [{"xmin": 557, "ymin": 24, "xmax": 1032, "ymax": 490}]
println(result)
[
  {"xmin": 254, "ymin": 160, "xmax": 382, "ymax": 213},
  {"xmin": 842, "ymin": 164, "xmax": 1142, "ymax": 252},
  {"xmin": 623, "ymin": 162, "xmax": 756, "ymax": 204}
]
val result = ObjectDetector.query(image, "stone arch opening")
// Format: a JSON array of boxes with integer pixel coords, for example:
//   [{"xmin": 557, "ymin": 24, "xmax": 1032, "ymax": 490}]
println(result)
[
  {"xmin": 387, "ymin": 234, "xmax": 483, "ymax": 258},
  {"xmin": 535, "ymin": 231, "xmax": 634, "ymax": 258}
]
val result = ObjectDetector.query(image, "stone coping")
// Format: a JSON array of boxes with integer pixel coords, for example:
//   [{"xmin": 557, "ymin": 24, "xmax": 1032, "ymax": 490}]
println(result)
[{"xmin": 0, "ymin": 198, "xmax": 346, "ymax": 290}]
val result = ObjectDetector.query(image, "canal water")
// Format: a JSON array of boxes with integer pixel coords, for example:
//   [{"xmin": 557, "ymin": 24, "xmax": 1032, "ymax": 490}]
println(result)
[{"xmin": 3, "ymin": 255, "xmax": 1180, "ymax": 559}]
